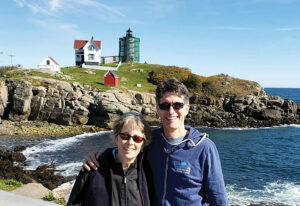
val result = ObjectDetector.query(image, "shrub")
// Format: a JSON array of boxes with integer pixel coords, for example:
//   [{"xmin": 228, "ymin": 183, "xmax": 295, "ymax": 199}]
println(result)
[
  {"xmin": 0, "ymin": 179, "xmax": 22, "ymax": 191},
  {"xmin": 42, "ymin": 193, "xmax": 67, "ymax": 205},
  {"xmin": 149, "ymin": 66, "xmax": 191, "ymax": 84},
  {"xmin": 42, "ymin": 193, "xmax": 55, "ymax": 201},
  {"xmin": 202, "ymin": 78, "xmax": 223, "ymax": 97},
  {"xmin": 55, "ymin": 198, "xmax": 67, "ymax": 206},
  {"xmin": 183, "ymin": 73, "xmax": 203, "ymax": 94}
]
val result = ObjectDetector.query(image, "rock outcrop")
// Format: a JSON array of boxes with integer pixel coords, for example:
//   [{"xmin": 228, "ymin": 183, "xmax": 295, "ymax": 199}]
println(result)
[
  {"xmin": 188, "ymin": 94, "xmax": 300, "ymax": 127},
  {"xmin": 0, "ymin": 79, "xmax": 158, "ymax": 131},
  {"xmin": 0, "ymin": 79, "xmax": 299, "ymax": 130},
  {"xmin": 0, "ymin": 146, "xmax": 70, "ymax": 190},
  {"xmin": 11, "ymin": 183, "xmax": 51, "ymax": 199},
  {"xmin": 52, "ymin": 180, "xmax": 75, "ymax": 201}
]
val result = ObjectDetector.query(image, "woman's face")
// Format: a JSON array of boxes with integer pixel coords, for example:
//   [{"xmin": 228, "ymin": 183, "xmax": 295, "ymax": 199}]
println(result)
[{"xmin": 116, "ymin": 122, "xmax": 144, "ymax": 163}]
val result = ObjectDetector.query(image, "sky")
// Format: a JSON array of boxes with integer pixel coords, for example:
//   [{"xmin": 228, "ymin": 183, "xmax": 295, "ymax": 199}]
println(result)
[{"xmin": 1, "ymin": 0, "xmax": 300, "ymax": 88}]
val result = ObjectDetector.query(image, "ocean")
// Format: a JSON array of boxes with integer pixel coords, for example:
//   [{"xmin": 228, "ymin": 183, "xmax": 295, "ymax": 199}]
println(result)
[
  {"xmin": 265, "ymin": 88, "xmax": 300, "ymax": 104},
  {"xmin": 1, "ymin": 88, "xmax": 299, "ymax": 205}
]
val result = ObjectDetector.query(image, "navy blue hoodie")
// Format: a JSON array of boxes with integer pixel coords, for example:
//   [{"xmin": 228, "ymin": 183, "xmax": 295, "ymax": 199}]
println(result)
[{"xmin": 147, "ymin": 125, "xmax": 228, "ymax": 206}]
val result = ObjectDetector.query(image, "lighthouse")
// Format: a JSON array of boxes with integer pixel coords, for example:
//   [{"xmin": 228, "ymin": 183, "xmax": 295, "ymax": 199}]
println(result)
[{"xmin": 119, "ymin": 29, "xmax": 140, "ymax": 62}]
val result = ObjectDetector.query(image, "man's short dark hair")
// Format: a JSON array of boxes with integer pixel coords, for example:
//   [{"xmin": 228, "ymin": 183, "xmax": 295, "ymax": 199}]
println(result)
[{"xmin": 156, "ymin": 78, "xmax": 189, "ymax": 104}]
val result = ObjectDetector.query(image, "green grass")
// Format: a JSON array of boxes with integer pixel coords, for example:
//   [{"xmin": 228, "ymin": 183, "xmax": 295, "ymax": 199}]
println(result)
[
  {"xmin": 0, "ymin": 63, "xmax": 262, "ymax": 98},
  {"xmin": 55, "ymin": 198, "xmax": 67, "ymax": 206},
  {"xmin": 0, "ymin": 67, "xmax": 63, "ymax": 85},
  {"xmin": 42, "ymin": 192, "xmax": 55, "ymax": 201},
  {"xmin": 0, "ymin": 179, "xmax": 22, "ymax": 191},
  {"xmin": 61, "ymin": 63, "xmax": 159, "ymax": 92},
  {"xmin": 61, "ymin": 66, "xmax": 109, "ymax": 90},
  {"xmin": 0, "ymin": 64, "xmax": 159, "ymax": 92},
  {"xmin": 42, "ymin": 192, "xmax": 67, "ymax": 206}
]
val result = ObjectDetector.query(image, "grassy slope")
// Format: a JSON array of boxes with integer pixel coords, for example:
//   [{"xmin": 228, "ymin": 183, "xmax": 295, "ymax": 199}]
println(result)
[
  {"xmin": 0, "ymin": 63, "xmax": 262, "ymax": 97},
  {"xmin": 61, "ymin": 63, "xmax": 158, "ymax": 92}
]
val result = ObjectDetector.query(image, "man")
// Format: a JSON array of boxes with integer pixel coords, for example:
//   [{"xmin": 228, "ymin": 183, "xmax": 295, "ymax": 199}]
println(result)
[{"xmin": 84, "ymin": 78, "xmax": 228, "ymax": 205}]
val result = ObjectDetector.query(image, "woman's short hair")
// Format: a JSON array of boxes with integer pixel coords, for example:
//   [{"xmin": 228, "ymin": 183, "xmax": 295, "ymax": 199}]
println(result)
[
  {"xmin": 112, "ymin": 112, "xmax": 152, "ymax": 147},
  {"xmin": 155, "ymin": 78, "xmax": 189, "ymax": 104}
]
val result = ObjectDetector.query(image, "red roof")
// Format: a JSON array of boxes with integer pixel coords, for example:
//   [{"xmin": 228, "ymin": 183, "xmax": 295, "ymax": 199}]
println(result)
[
  {"xmin": 48, "ymin": 56, "xmax": 60, "ymax": 66},
  {"xmin": 73, "ymin": 40, "xmax": 101, "ymax": 49},
  {"xmin": 104, "ymin": 70, "xmax": 118, "ymax": 78}
]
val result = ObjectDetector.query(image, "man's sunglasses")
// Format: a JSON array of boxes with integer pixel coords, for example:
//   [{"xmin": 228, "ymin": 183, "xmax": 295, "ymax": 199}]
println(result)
[
  {"xmin": 158, "ymin": 102, "xmax": 185, "ymax": 110},
  {"xmin": 119, "ymin": 133, "xmax": 145, "ymax": 143}
]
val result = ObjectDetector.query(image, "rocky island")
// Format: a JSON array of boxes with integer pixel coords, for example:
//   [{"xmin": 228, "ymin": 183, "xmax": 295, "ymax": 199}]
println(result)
[{"xmin": 0, "ymin": 65, "xmax": 300, "ymax": 137}]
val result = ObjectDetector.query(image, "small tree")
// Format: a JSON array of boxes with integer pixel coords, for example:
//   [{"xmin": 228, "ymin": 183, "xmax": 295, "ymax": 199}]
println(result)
[
  {"xmin": 149, "ymin": 66, "xmax": 191, "ymax": 84},
  {"xmin": 183, "ymin": 73, "xmax": 202, "ymax": 94},
  {"xmin": 202, "ymin": 77, "xmax": 222, "ymax": 97}
]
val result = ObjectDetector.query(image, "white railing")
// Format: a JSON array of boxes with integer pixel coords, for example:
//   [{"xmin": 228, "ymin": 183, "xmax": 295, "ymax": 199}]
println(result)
[
  {"xmin": 116, "ymin": 61, "xmax": 122, "ymax": 71},
  {"xmin": 82, "ymin": 64, "xmax": 117, "ymax": 71}
]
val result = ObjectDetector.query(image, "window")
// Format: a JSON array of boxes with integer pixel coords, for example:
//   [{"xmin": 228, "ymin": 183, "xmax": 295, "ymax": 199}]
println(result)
[
  {"xmin": 88, "ymin": 45, "xmax": 94, "ymax": 51},
  {"xmin": 88, "ymin": 54, "xmax": 95, "ymax": 60},
  {"xmin": 46, "ymin": 60, "xmax": 50, "ymax": 65}
]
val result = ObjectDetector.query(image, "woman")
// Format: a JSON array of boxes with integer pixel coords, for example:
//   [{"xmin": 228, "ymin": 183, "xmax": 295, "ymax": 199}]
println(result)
[{"xmin": 67, "ymin": 112, "xmax": 152, "ymax": 206}]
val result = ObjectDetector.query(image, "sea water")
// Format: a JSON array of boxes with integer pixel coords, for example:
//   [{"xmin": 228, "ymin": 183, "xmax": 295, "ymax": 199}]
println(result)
[
  {"xmin": 203, "ymin": 126, "xmax": 300, "ymax": 205},
  {"xmin": 11, "ymin": 125, "xmax": 299, "ymax": 205},
  {"xmin": 1, "ymin": 88, "xmax": 299, "ymax": 205}
]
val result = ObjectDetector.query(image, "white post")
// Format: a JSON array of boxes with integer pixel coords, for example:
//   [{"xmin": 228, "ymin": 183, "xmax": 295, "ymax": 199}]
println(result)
[{"xmin": 116, "ymin": 61, "xmax": 122, "ymax": 71}]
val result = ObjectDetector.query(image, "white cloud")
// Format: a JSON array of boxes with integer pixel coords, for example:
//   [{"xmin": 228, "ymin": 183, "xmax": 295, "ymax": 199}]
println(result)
[
  {"xmin": 30, "ymin": 19, "xmax": 83, "ymax": 38},
  {"xmin": 145, "ymin": 0, "xmax": 183, "ymax": 16},
  {"xmin": 235, "ymin": 0, "xmax": 296, "ymax": 4},
  {"xmin": 279, "ymin": 27, "xmax": 300, "ymax": 31},
  {"xmin": 251, "ymin": 0, "xmax": 296, "ymax": 3},
  {"xmin": 59, "ymin": 23, "xmax": 77, "ymax": 31},
  {"xmin": 13, "ymin": 0, "xmax": 54, "ymax": 15},
  {"xmin": 127, "ymin": 20, "xmax": 145, "ymax": 25},
  {"xmin": 283, "ymin": 36, "xmax": 297, "ymax": 43},
  {"xmin": 14, "ymin": 0, "xmax": 24, "ymax": 7},
  {"xmin": 27, "ymin": 3, "xmax": 52, "ymax": 15},
  {"xmin": 13, "ymin": 0, "xmax": 125, "ymax": 19},
  {"xmin": 49, "ymin": 0, "xmax": 62, "ymax": 11},
  {"xmin": 76, "ymin": 0, "xmax": 125, "ymax": 17},
  {"xmin": 214, "ymin": 26, "xmax": 252, "ymax": 31},
  {"xmin": 59, "ymin": 23, "xmax": 82, "ymax": 37}
]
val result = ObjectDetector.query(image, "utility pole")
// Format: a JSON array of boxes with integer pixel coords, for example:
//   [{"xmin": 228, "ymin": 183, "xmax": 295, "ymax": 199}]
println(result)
[{"xmin": 8, "ymin": 54, "xmax": 15, "ymax": 67}]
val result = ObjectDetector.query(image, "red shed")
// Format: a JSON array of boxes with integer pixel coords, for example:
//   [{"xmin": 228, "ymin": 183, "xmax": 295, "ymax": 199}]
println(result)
[{"xmin": 104, "ymin": 70, "xmax": 119, "ymax": 86}]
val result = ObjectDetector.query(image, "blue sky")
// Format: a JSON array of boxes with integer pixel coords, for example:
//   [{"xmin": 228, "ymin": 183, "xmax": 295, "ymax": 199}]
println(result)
[{"xmin": 1, "ymin": 0, "xmax": 300, "ymax": 88}]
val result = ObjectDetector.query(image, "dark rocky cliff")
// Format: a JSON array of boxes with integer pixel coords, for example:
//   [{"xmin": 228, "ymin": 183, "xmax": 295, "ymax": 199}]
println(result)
[
  {"xmin": 0, "ymin": 79, "xmax": 300, "ymax": 132},
  {"xmin": 0, "ymin": 79, "xmax": 158, "ymax": 130}
]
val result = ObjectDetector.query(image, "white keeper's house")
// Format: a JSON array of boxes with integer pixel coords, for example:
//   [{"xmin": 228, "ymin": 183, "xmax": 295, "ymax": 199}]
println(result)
[
  {"xmin": 38, "ymin": 56, "xmax": 60, "ymax": 72},
  {"xmin": 73, "ymin": 36, "xmax": 102, "ymax": 66}
]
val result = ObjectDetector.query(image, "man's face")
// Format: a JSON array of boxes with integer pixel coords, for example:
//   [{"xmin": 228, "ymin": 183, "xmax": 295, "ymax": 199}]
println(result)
[{"xmin": 156, "ymin": 92, "xmax": 189, "ymax": 132}]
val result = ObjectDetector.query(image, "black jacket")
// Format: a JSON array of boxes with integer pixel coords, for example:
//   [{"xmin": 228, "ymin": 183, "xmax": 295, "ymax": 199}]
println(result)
[{"xmin": 67, "ymin": 148, "xmax": 152, "ymax": 206}]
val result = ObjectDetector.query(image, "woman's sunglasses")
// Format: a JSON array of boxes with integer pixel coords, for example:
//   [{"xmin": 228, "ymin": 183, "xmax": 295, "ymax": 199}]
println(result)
[
  {"xmin": 119, "ymin": 133, "xmax": 145, "ymax": 143},
  {"xmin": 158, "ymin": 102, "xmax": 184, "ymax": 110}
]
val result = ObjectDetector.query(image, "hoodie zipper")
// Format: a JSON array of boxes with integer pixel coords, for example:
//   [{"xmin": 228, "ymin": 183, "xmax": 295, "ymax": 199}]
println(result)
[
  {"xmin": 161, "ymin": 151, "xmax": 170, "ymax": 206},
  {"xmin": 123, "ymin": 174, "xmax": 127, "ymax": 206}
]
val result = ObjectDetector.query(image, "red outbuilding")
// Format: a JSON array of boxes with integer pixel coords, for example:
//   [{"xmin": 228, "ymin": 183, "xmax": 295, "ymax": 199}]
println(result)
[{"xmin": 104, "ymin": 70, "xmax": 119, "ymax": 86}]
